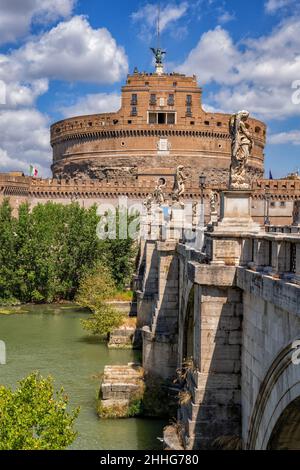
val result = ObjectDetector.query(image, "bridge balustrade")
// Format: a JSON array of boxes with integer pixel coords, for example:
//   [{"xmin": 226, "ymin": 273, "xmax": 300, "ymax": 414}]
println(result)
[{"xmin": 245, "ymin": 233, "xmax": 300, "ymax": 284}]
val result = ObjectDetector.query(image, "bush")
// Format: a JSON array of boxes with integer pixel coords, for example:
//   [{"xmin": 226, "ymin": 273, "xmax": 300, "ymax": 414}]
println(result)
[
  {"xmin": 76, "ymin": 263, "xmax": 124, "ymax": 337},
  {"xmin": 0, "ymin": 372, "xmax": 79, "ymax": 450},
  {"xmin": 81, "ymin": 304, "xmax": 124, "ymax": 338}
]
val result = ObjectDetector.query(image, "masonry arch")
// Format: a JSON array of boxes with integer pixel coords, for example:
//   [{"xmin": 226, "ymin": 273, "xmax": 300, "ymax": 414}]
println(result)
[
  {"xmin": 247, "ymin": 339, "xmax": 300, "ymax": 449},
  {"xmin": 267, "ymin": 396, "xmax": 300, "ymax": 449}
]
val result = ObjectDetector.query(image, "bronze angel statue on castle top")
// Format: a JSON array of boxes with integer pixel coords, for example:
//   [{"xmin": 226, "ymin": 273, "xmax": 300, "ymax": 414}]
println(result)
[
  {"xmin": 229, "ymin": 110, "xmax": 253, "ymax": 190},
  {"xmin": 150, "ymin": 47, "xmax": 166, "ymax": 65}
]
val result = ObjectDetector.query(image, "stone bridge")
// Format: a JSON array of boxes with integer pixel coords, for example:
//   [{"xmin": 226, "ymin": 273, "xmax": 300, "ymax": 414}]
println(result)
[{"xmin": 136, "ymin": 192, "xmax": 300, "ymax": 450}]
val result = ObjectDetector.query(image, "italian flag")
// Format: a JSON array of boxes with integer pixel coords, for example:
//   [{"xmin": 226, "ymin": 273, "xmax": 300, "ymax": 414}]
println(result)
[{"xmin": 29, "ymin": 165, "xmax": 38, "ymax": 177}]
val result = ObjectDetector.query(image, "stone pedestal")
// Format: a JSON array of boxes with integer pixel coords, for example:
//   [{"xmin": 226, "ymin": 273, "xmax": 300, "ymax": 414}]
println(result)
[
  {"xmin": 155, "ymin": 64, "xmax": 164, "ymax": 76},
  {"xmin": 214, "ymin": 191, "xmax": 261, "ymax": 234}
]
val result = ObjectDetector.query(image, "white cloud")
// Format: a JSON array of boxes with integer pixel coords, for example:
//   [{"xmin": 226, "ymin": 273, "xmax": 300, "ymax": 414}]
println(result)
[
  {"xmin": 178, "ymin": 27, "xmax": 239, "ymax": 85},
  {"xmin": 0, "ymin": 0, "xmax": 75, "ymax": 45},
  {"xmin": 217, "ymin": 11, "xmax": 236, "ymax": 25},
  {"xmin": 12, "ymin": 16, "xmax": 128, "ymax": 84},
  {"xmin": 132, "ymin": 2, "xmax": 188, "ymax": 41},
  {"xmin": 0, "ymin": 108, "xmax": 51, "ymax": 176},
  {"xmin": 268, "ymin": 130, "xmax": 300, "ymax": 145},
  {"xmin": 0, "ymin": 13, "xmax": 128, "ymax": 176},
  {"xmin": 178, "ymin": 19, "xmax": 300, "ymax": 119},
  {"xmin": 61, "ymin": 93, "xmax": 121, "ymax": 118},
  {"xmin": 265, "ymin": 0, "xmax": 297, "ymax": 13}
]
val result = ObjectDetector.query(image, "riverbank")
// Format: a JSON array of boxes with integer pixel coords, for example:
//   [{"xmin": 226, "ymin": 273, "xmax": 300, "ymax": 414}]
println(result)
[{"xmin": 0, "ymin": 304, "xmax": 165, "ymax": 450}]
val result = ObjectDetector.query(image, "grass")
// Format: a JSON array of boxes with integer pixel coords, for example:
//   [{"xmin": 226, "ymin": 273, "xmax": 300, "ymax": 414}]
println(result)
[
  {"xmin": 120, "ymin": 317, "xmax": 137, "ymax": 328},
  {"xmin": 97, "ymin": 399, "xmax": 143, "ymax": 419},
  {"xmin": 0, "ymin": 308, "xmax": 28, "ymax": 315},
  {"xmin": 111, "ymin": 290, "xmax": 134, "ymax": 302}
]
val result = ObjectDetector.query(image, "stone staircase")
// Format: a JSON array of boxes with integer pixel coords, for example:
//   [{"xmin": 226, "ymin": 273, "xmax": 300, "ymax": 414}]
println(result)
[{"xmin": 99, "ymin": 363, "xmax": 144, "ymax": 417}]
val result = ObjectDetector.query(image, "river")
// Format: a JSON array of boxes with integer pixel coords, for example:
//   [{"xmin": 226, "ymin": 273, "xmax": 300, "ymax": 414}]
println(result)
[{"xmin": 0, "ymin": 304, "xmax": 165, "ymax": 450}]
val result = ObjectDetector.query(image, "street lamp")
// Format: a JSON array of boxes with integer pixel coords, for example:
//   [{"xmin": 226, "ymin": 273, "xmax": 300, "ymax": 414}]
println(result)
[
  {"xmin": 199, "ymin": 174, "xmax": 206, "ymax": 226},
  {"xmin": 264, "ymin": 192, "xmax": 271, "ymax": 226}
]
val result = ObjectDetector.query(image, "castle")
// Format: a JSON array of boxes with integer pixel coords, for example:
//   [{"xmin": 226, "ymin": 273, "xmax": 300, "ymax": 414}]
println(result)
[{"xmin": 0, "ymin": 57, "xmax": 298, "ymax": 224}]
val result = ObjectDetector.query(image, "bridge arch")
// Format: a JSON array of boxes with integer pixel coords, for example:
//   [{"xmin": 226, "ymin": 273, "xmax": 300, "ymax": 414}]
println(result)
[
  {"xmin": 247, "ymin": 339, "xmax": 300, "ymax": 449},
  {"xmin": 267, "ymin": 396, "xmax": 300, "ymax": 449}
]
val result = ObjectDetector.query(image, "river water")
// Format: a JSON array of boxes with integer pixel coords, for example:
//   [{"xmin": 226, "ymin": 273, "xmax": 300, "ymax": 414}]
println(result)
[{"xmin": 0, "ymin": 304, "xmax": 165, "ymax": 450}]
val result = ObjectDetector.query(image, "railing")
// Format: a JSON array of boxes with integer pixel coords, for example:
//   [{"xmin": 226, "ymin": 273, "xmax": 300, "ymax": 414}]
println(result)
[
  {"xmin": 266, "ymin": 225, "xmax": 300, "ymax": 234},
  {"xmin": 206, "ymin": 230, "xmax": 300, "ymax": 285}
]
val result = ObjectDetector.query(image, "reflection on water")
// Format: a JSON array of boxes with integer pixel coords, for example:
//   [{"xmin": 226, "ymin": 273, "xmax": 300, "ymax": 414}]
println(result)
[{"xmin": 0, "ymin": 304, "xmax": 165, "ymax": 450}]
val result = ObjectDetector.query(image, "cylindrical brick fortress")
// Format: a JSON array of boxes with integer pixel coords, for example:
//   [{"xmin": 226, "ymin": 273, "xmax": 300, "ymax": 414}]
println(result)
[{"xmin": 50, "ymin": 71, "xmax": 266, "ymax": 187}]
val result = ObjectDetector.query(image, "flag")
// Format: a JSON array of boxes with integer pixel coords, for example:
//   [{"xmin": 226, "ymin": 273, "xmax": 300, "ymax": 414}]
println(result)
[
  {"xmin": 269, "ymin": 170, "xmax": 273, "ymax": 180},
  {"xmin": 29, "ymin": 165, "xmax": 38, "ymax": 178}
]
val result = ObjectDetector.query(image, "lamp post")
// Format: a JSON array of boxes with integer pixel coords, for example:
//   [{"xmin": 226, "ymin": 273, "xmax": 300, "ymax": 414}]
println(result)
[
  {"xmin": 264, "ymin": 192, "xmax": 271, "ymax": 226},
  {"xmin": 199, "ymin": 174, "xmax": 206, "ymax": 226}
]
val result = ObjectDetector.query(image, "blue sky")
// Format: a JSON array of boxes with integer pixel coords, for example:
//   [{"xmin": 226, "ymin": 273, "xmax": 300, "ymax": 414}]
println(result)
[{"xmin": 0, "ymin": 0, "xmax": 299, "ymax": 177}]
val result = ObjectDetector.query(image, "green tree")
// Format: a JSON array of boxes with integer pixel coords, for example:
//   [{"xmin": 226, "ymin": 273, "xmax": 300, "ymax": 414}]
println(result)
[
  {"xmin": 0, "ymin": 199, "xmax": 18, "ymax": 303},
  {"xmin": 76, "ymin": 263, "xmax": 124, "ymax": 337},
  {"xmin": 0, "ymin": 372, "xmax": 79, "ymax": 450},
  {"xmin": 98, "ymin": 208, "xmax": 139, "ymax": 289},
  {"xmin": 0, "ymin": 200, "xmax": 138, "ymax": 304}
]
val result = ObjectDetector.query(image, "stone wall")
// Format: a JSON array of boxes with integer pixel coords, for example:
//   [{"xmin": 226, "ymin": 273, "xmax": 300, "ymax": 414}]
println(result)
[
  {"xmin": 237, "ymin": 268, "xmax": 300, "ymax": 449},
  {"xmin": 50, "ymin": 71, "xmax": 265, "ymax": 182}
]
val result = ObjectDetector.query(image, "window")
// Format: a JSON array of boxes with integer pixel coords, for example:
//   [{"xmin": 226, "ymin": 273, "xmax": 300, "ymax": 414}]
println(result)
[
  {"xmin": 131, "ymin": 94, "xmax": 137, "ymax": 105},
  {"xmin": 148, "ymin": 112, "xmax": 176, "ymax": 125},
  {"xmin": 217, "ymin": 122, "xmax": 222, "ymax": 127},
  {"xmin": 131, "ymin": 106, "xmax": 137, "ymax": 116},
  {"xmin": 159, "ymin": 97, "xmax": 165, "ymax": 107},
  {"xmin": 150, "ymin": 94, "xmax": 156, "ymax": 105},
  {"xmin": 168, "ymin": 94, "xmax": 174, "ymax": 106},
  {"xmin": 280, "ymin": 201, "xmax": 286, "ymax": 207},
  {"xmin": 186, "ymin": 106, "xmax": 192, "ymax": 117},
  {"xmin": 149, "ymin": 112, "xmax": 156, "ymax": 124},
  {"xmin": 204, "ymin": 120, "xmax": 210, "ymax": 125},
  {"xmin": 167, "ymin": 113, "xmax": 175, "ymax": 124},
  {"xmin": 270, "ymin": 202, "xmax": 276, "ymax": 207},
  {"xmin": 127, "ymin": 120, "xmax": 132, "ymax": 124},
  {"xmin": 186, "ymin": 95, "xmax": 192, "ymax": 105},
  {"xmin": 158, "ymin": 113, "xmax": 166, "ymax": 124},
  {"xmin": 173, "ymin": 81, "xmax": 177, "ymax": 87}
]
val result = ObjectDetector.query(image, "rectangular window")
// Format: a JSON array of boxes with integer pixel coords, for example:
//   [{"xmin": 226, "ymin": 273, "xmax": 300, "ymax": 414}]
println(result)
[
  {"xmin": 150, "ymin": 94, "xmax": 156, "ymax": 105},
  {"xmin": 158, "ymin": 113, "xmax": 166, "ymax": 124},
  {"xmin": 186, "ymin": 106, "xmax": 192, "ymax": 116},
  {"xmin": 148, "ymin": 112, "xmax": 176, "ymax": 125},
  {"xmin": 159, "ymin": 97, "xmax": 165, "ymax": 107},
  {"xmin": 186, "ymin": 95, "xmax": 192, "ymax": 105},
  {"xmin": 168, "ymin": 94, "xmax": 174, "ymax": 106},
  {"xmin": 167, "ymin": 113, "xmax": 175, "ymax": 124},
  {"xmin": 131, "ymin": 106, "xmax": 137, "ymax": 116},
  {"xmin": 149, "ymin": 112, "xmax": 157, "ymax": 124},
  {"xmin": 131, "ymin": 94, "xmax": 137, "ymax": 105}
]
